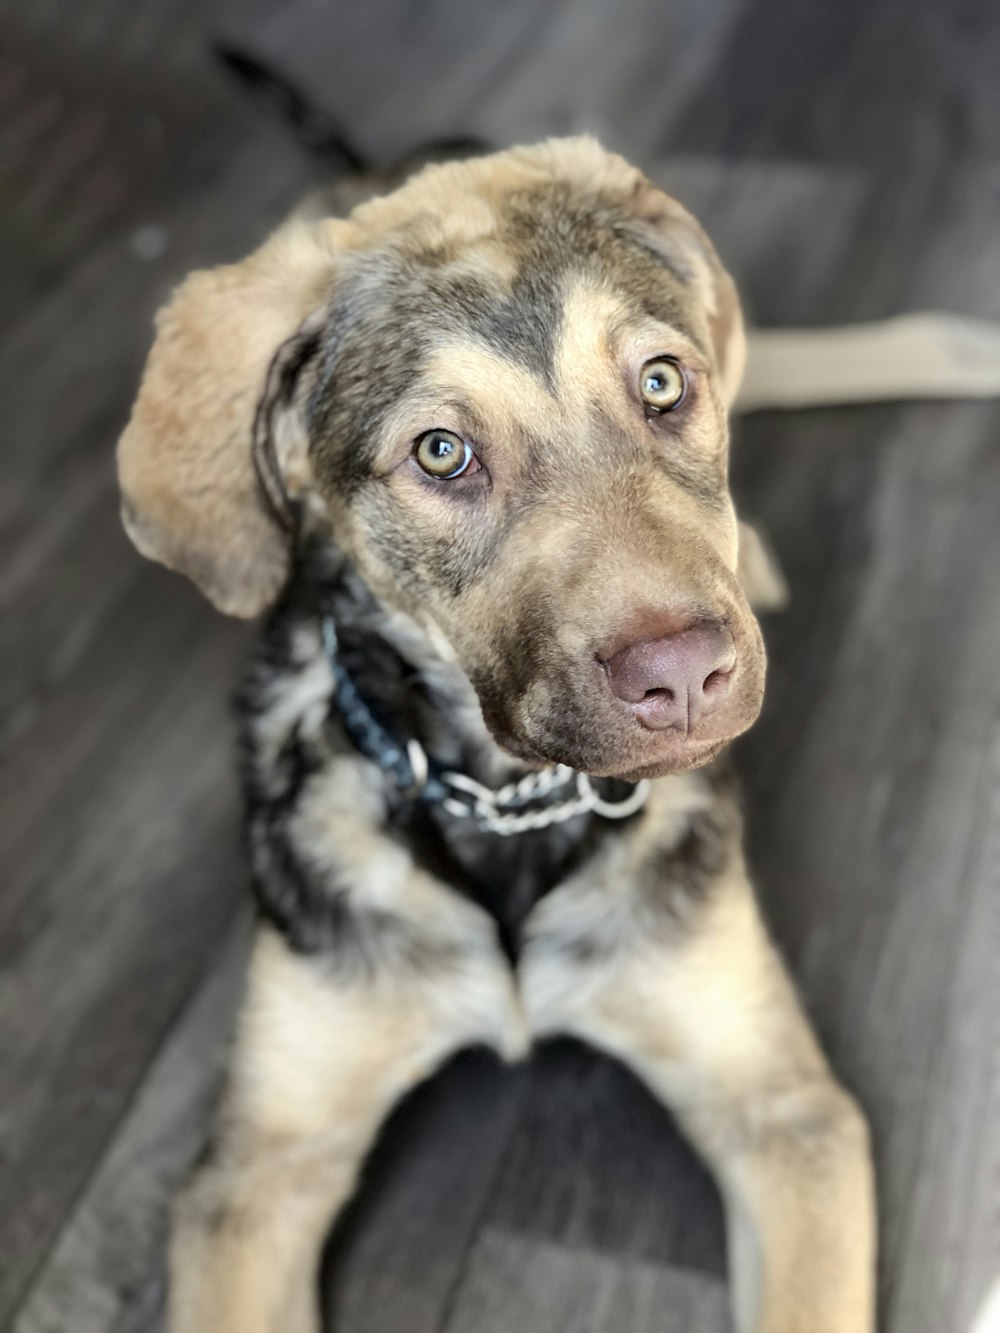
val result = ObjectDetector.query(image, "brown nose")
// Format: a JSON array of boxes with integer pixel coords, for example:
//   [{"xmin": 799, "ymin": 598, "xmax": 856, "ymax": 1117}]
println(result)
[{"xmin": 603, "ymin": 623, "xmax": 736, "ymax": 732}]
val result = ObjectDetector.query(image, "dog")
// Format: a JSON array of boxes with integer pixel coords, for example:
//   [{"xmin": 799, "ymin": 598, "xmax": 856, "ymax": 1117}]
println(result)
[{"xmin": 117, "ymin": 136, "xmax": 899, "ymax": 1333}]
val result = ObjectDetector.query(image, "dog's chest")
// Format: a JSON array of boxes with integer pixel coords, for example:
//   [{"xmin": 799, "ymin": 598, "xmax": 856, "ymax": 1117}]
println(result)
[{"xmin": 402, "ymin": 802, "xmax": 612, "ymax": 955}]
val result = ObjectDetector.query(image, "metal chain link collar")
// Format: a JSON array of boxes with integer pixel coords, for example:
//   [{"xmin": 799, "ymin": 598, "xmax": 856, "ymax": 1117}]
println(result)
[{"xmin": 320, "ymin": 615, "xmax": 650, "ymax": 837}]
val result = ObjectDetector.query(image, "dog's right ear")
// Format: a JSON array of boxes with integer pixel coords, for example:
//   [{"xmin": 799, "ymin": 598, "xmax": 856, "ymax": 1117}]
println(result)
[
  {"xmin": 737, "ymin": 519, "xmax": 789, "ymax": 612},
  {"xmin": 117, "ymin": 221, "xmax": 343, "ymax": 617}
]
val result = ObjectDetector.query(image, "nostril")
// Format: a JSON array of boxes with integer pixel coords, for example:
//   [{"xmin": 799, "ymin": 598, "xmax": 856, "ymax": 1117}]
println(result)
[
  {"xmin": 702, "ymin": 667, "xmax": 732, "ymax": 697},
  {"xmin": 643, "ymin": 686, "xmax": 674, "ymax": 702}
]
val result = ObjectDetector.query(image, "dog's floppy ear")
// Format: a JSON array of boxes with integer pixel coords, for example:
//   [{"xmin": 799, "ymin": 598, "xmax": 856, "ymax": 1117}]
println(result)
[
  {"xmin": 737, "ymin": 519, "xmax": 789, "ymax": 611},
  {"xmin": 117, "ymin": 221, "xmax": 340, "ymax": 617}
]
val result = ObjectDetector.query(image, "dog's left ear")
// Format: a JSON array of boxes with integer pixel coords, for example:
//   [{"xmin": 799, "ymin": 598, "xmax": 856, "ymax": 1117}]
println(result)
[
  {"xmin": 117, "ymin": 221, "xmax": 342, "ymax": 617},
  {"xmin": 629, "ymin": 182, "xmax": 747, "ymax": 408}
]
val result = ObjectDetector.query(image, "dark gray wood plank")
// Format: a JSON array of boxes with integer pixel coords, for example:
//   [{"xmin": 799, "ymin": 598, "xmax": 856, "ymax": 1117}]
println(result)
[
  {"xmin": 12, "ymin": 915, "xmax": 253, "ymax": 1333},
  {"xmin": 671, "ymin": 0, "xmax": 1000, "ymax": 171},
  {"xmin": 474, "ymin": 1041, "xmax": 726, "ymax": 1277},
  {"xmin": 216, "ymin": 0, "xmax": 748, "ymax": 163},
  {"xmin": 653, "ymin": 156, "xmax": 865, "ymax": 325},
  {"xmin": 324, "ymin": 1054, "xmax": 527, "ymax": 1333},
  {"xmin": 442, "ymin": 1227, "xmax": 730, "ymax": 1333},
  {"xmin": 0, "ymin": 565, "xmax": 248, "ymax": 1323}
]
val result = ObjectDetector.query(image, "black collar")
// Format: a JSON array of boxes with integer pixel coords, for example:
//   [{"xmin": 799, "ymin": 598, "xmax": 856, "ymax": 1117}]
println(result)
[{"xmin": 320, "ymin": 614, "xmax": 650, "ymax": 836}]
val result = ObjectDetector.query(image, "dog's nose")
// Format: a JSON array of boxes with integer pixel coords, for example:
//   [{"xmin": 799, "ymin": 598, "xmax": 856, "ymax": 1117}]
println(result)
[{"xmin": 603, "ymin": 623, "xmax": 736, "ymax": 732}]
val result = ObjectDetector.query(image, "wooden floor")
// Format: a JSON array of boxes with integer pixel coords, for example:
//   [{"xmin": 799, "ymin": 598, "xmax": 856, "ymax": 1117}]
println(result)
[{"xmin": 2, "ymin": 1, "xmax": 999, "ymax": 1330}]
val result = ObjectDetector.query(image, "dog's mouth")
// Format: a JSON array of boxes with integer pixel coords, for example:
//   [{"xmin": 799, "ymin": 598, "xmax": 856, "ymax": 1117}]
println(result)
[
  {"xmin": 490, "ymin": 724, "xmax": 734, "ymax": 782},
  {"xmin": 484, "ymin": 694, "xmax": 757, "ymax": 782},
  {"xmin": 600, "ymin": 737, "xmax": 732, "ymax": 782}
]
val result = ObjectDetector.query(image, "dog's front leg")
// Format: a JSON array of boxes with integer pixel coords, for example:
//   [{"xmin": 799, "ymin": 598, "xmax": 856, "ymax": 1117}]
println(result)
[
  {"xmin": 520, "ymin": 779, "xmax": 876, "ymax": 1333},
  {"xmin": 170, "ymin": 897, "xmax": 524, "ymax": 1333}
]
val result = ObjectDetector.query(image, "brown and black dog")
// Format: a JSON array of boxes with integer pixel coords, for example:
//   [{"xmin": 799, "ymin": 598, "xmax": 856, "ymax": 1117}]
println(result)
[{"xmin": 118, "ymin": 138, "xmax": 877, "ymax": 1333}]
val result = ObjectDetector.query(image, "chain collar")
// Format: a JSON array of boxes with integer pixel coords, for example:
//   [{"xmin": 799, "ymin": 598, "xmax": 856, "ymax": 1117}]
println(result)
[{"xmin": 320, "ymin": 615, "xmax": 650, "ymax": 837}]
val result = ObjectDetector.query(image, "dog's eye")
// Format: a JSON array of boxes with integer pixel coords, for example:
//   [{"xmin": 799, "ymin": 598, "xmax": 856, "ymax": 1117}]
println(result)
[
  {"xmin": 639, "ymin": 357, "xmax": 686, "ymax": 412},
  {"xmin": 414, "ymin": 429, "xmax": 479, "ymax": 479}
]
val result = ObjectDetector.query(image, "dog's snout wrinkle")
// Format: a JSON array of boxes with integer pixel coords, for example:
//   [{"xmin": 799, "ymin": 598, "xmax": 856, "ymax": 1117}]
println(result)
[{"xmin": 603, "ymin": 622, "xmax": 736, "ymax": 733}]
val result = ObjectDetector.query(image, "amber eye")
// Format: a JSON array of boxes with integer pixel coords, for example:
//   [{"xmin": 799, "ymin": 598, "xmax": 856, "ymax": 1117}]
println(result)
[
  {"xmin": 414, "ymin": 429, "xmax": 478, "ymax": 479},
  {"xmin": 639, "ymin": 357, "xmax": 686, "ymax": 412}
]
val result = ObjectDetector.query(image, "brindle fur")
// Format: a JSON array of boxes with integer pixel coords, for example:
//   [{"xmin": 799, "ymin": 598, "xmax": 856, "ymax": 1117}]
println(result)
[{"xmin": 117, "ymin": 138, "xmax": 875, "ymax": 1333}]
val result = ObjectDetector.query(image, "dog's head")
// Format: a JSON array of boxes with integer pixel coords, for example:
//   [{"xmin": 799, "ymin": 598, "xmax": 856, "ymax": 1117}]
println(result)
[{"xmin": 119, "ymin": 138, "xmax": 769, "ymax": 781}]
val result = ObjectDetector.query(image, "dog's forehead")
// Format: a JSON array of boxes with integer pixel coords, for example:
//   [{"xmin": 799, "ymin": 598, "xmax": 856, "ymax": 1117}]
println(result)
[{"xmin": 339, "ymin": 183, "xmax": 702, "ymax": 379}]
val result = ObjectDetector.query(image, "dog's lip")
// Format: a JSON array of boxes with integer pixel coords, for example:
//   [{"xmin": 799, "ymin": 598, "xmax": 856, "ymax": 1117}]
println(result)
[
  {"xmin": 487, "ymin": 728, "xmax": 553, "ymax": 770},
  {"xmin": 597, "ymin": 738, "xmax": 728, "ymax": 782},
  {"xmin": 487, "ymin": 721, "xmax": 729, "ymax": 781}
]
